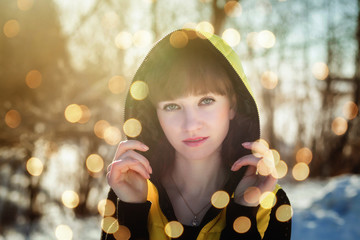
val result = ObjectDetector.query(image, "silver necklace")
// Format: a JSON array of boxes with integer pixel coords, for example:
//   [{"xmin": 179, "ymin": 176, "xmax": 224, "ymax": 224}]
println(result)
[{"xmin": 170, "ymin": 175, "xmax": 211, "ymax": 227}]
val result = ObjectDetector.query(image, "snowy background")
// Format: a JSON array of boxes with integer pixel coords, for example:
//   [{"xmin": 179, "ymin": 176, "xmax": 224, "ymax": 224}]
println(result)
[{"xmin": 1, "ymin": 174, "xmax": 360, "ymax": 240}]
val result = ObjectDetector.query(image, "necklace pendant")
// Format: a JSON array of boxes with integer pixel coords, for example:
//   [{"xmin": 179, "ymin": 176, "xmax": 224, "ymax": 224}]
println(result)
[{"xmin": 192, "ymin": 216, "xmax": 199, "ymax": 227}]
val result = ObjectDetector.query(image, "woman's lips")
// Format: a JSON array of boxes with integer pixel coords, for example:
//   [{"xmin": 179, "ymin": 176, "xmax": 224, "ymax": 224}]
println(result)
[{"xmin": 182, "ymin": 137, "xmax": 209, "ymax": 147}]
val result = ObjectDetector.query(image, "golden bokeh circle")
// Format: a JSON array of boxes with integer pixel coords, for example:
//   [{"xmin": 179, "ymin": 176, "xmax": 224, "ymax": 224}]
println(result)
[
  {"xmin": 224, "ymin": 1, "xmax": 242, "ymax": 17},
  {"xmin": 275, "ymin": 204, "xmax": 293, "ymax": 222},
  {"xmin": 98, "ymin": 199, "xmax": 116, "ymax": 217},
  {"xmin": 261, "ymin": 71, "xmax": 278, "ymax": 89},
  {"xmin": 109, "ymin": 76, "xmax": 127, "ymax": 94},
  {"xmin": 26, "ymin": 157, "xmax": 44, "ymax": 176},
  {"xmin": 3, "ymin": 19, "xmax": 20, "ymax": 38},
  {"xmin": 130, "ymin": 81, "xmax": 149, "ymax": 100},
  {"xmin": 62, "ymin": 190, "xmax": 80, "ymax": 209},
  {"xmin": 342, "ymin": 101, "xmax": 358, "ymax": 120},
  {"xmin": 331, "ymin": 117, "xmax": 348, "ymax": 136},
  {"xmin": 55, "ymin": 224, "xmax": 73, "ymax": 240},
  {"xmin": 64, "ymin": 104, "xmax": 82, "ymax": 123},
  {"xmin": 222, "ymin": 28, "xmax": 241, "ymax": 47},
  {"xmin": 296, "ymin": 147, "xmax": 312, "ymax": 164},
  {"xmin": 292, "ymin": 162, "xmax": 310, "ymax": 181},
  {"xmin": 104, "ymin": 126, "xmax": 122, "ymax": 145},
  {"xmin": 101, "ymin": 217, "xmax": 119, "ymax": 234},
  {"xmin": 170, "ymin": 30, "xmax": 189, "ymax": 48},
  {"xmin": 243, "ymin": 187, "xmax": 261, "ymax": 205},
  {"xmin": 196, "ymin": 21, "xmax": 214, "ymax": 36},
  {"xmin": 94, "ymin": 120, "xmax": 110, "ymax": 139},
  {"xmin": 211, "ymin": 190, "xmax": 230, "ymax": 209},
  {"xmin": 258, "ymin": 30, "xmax": 276, "ymax": 48},
  {"xmin": 86, "ymin": 154, "xmax": 104, "ymax": 173},
  {"xmin": 233, "ymin": 216, "xmax": 251, "ymax": 234},
  {"xmin": 113, "ymin": 225, "xmax": 131, "ymax": 240},
  {"xmin": 123, "ymin": 118, "xmax": 142, "ymax": 138},
  {"xmin": 5, "ymin": 109, "xmax": 21, "ymax": 128},
  {"xmin": 115, "ymin": 31, "xmax": 132, "ymax": 49},
  {"xmin": 164, "ymin": 221, "xmax": 184, "ymax": 238},
  {"xmin": 275, "ymin": 160, "xmax": 288, "ymax": 179},
  {"xmin": 312, "ymin": 62, "xmax": 329, "ymax": 80},
  {"xmin": 259, "ymin": 191, "xmax": 277, "ymax": 209},
  {"xmin": 25, "ymin": 70, "xmax": 42, "ymax": 89}
]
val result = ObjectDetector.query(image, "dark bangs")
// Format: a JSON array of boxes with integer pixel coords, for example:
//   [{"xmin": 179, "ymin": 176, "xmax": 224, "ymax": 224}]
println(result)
[{"xmin": 144, "ymin": 38, "xmax": 235, "ymax": 106}]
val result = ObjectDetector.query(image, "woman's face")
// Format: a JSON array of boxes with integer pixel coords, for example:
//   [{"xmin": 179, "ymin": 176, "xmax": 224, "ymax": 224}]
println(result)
[{"xmin": 156, "ymin": 93, "xmax": 235, "ymax": 162}]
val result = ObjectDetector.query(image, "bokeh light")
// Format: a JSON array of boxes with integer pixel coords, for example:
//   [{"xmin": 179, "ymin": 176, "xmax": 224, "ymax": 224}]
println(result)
[
  {"xmin": 296, "ymin": 147, "xmax": 312, "ymax": 164},
  {"xmin": 342, "ymin": 101, "xmax": 358, "ymax": 120},
  {"xmin": 261, "ymin": 71, "xmax": 278, "ymax": 89},
  {"xmin": 3, "ymin": 19, "xmax": 20, "ymax": 38},
  {"xmin": 101, "ymin": 217, "xmax": 119, "ymax": 234},
  {"xmin": 224, "ymin": 1, "xmax": 242, "ymax": 17},
  {"xmin": 123, "ymin": 118, "xmax": 142, "ymax": 138},
  {"xmin": 271, "ymin": 149, "xmax": 280, "ymax": 166},
  {"xmin": 115, "ymin": 31, "xmax": 132, "ymax": 49},
  {"xmin": 233, "ymin": 216, "xmax": 251, "ymax": 234},
  {"xmin": 257, "ymin": 30, "xmax": 276, "ymax": 48},
  {"xmin": 275, "ymin": 160, "xmax": 288, "ymax": 179},
  {"xmin": 182, "ymin": 22, "xmax": 197, "ymax": 31},
  {"xmin": 108, "ymin": 75, "xmax": 127, "ymax": 94},
  {"xmin": 196, "ymin": 21, "xmax": 214, "ymax": 35},
  {"xmin": 55, "ymin": 224, "xmax": 73, "ymax": 240},
  {"xmin": 312, "ymin": 62, "xmax": 329, "ymax": 80},
  {"xmin": 259, "ymin": 191, "xmax": 277, "ymax": 209},
  {"xmin": 5, "ymin": 109, "xmax": 21, "ymax": 128},
  {"xmin": 17, "ymin": 0, "xmax": 34, "ymax": 11},
  {"xmin": 211, "ymin": 191, "xmax": 230, "ymax": 209},
  {"xmin": 62, "ymin": 190, "xmax": 80, "ymax": 209},
  {"xmin": 113, "ymin": 225, "xmax": 131, "ymax": 240},
  {"xmin": 133, "ymin": 30, "xmax": 152, "ymax": 48},
  {"xmin": 86, "ymin": 154, "xmax": 104, "ymax": 173},
  {"xmin": 78, "ymin": 105, "xmax": 91, "ymax": 124},
  {"xmin": 275, "ymin": 204, "xmax": 293, "ymax": 222},
  {"xmin": 170, "ymin": 30, "xmax": 189, "ymax": 48},
  {"xmin": 104, "ymin": 126, "xmax": 122, "ymax": 145},
  {"xmin": 331, "ymin": 117, "xmax": 348, "ymax": 136},
  {"xmin": 64, "ymin": 104, "xmax": 82, "ymax": 123},
  {"xmin": 94, "ymin": 120, "xmax": 110, "ymax": 139},
  {"xmin": 243, "ymin": 187, "xmax": 261, "ymax": 205},
  {"xmin": 164, "ymin": 221, "xmax": 184, "ymax": 238},
  {"xmin": 252, "ymin": 139, "xmax": 270, "ymax": 158},
  {"xmin": 98, "ymin": 199, "xmax": 116, "ymax": 217},
  {"xmin": 222, "ymin": 28, "xmax": 241, "ymax": 47},
  {"xmin": 130, "ymin": 81, "xmax": 149, "ymax": 100},
  {"xmin": 26, "ymin": 157, "xmax": 44, "ymax": 176},
  {"xmin": 25, "ymin": 70, "xmax": 42, "ymax": 89},
  {"xmin": 292, "ymin": 162, "xmax": 310, "ymax": 181}
]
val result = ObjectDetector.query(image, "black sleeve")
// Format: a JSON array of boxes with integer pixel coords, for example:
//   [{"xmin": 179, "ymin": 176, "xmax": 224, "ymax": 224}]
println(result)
[
  {"xmin": 220, "ymin": 189, "xmax": 292, "ymax": 240},
  {"xmin": 262, "ymin": 188, "xmax": 292, "ymax": 240},
  {"xmin": 100, "ymin": 189, "xmax": 151, "ymax": 240}
]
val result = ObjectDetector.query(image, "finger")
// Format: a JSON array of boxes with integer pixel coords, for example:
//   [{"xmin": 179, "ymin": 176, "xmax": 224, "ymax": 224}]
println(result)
[
  {"xmin": 242, "ymin": 141, "xmax": 269, "ymax": 156},
  {"xmin": 231, "ymin": 154, "xmax": 261, "ymax": 171},
  {"xmin": 119, "ymin": 150, "xmax": 152, "ymax": 174},
  {"xmin": 108, "ymin": 158, "xmax": 150, "ymax": 180},
  {"xmin": 114, "ymin": 140, "xmax": 149, "ymax": 160}
]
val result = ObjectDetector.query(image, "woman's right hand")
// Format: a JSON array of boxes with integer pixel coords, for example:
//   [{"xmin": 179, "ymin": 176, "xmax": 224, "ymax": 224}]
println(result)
[{"xmin": 106, "ymin": 140, "xmax": 152, "ymax": 203}]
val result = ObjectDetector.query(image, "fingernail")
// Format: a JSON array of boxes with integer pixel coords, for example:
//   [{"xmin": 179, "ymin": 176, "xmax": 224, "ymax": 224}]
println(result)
[
  {"xmin": 242, "ymin": 142, "xmax": 251, "ymax": 147},
  {"xmin": 142, "ymin": 144, "xmax": 149, "ymax": 150}
]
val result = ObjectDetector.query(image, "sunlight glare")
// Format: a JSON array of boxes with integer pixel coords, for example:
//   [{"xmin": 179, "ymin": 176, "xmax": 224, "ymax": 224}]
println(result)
[
  {"xmin": 164, "ymin": 221, "xmax": 184, "ymax": 238},
  {"xmin": 5, "ymin": 109, "xmax": 21, "ymax": 128},
  {"xmin": 222, "ymin": 28, "xmax": 241, "ymax": 47},
  {"xmin": 3, "ymin": 20, "xmax": 20, "ymax": 38}
]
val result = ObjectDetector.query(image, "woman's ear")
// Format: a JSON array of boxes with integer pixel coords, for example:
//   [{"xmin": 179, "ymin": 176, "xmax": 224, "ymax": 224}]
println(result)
[{"xmin": 229, "ymin": 108, "xmax": 236, "ymax": 120}]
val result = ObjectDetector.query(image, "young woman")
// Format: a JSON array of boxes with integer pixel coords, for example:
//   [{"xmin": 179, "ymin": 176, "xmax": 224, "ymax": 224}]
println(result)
[{"xmin": 101, "ymin": 29, "xmax": 291, "ymax": 240}]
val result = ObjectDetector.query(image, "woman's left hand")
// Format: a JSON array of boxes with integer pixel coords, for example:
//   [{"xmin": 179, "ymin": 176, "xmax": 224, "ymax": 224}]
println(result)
[{"xmin": 231, "ymin": 141, "xmax": 278, "ymax": 207}]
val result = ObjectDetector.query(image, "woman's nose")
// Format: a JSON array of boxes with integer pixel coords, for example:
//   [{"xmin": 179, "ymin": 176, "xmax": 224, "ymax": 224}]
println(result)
[{"xmin": 182, "ymin": 108, "xmax": 202, "ymax": 132}]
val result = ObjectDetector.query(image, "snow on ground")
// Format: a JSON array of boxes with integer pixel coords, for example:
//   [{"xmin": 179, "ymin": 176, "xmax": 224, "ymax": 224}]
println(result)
[{"xmin": 1, "ymin": 174, "xmax": 360, "ymax": 239}]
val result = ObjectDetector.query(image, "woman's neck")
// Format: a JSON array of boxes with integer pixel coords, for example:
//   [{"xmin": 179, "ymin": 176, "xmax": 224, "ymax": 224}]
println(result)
[{"xmin": 170, "ymin": 152, "xmax": 227, "ymax": 197}]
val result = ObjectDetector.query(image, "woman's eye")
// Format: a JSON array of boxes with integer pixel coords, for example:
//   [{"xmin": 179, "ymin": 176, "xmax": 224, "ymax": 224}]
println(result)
[
  {"xmin": 163, "ymin": 104, "xmax": 180, "ymax": 111},
  {"xmin": 200, "ymin": 97, "xmax": 215, "ymax": 105}
]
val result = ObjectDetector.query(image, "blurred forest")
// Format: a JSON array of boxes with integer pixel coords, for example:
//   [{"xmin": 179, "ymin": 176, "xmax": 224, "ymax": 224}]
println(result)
[{"xmin": 0, "ymin": 0, "xmax": 359, "ymax": 238}]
